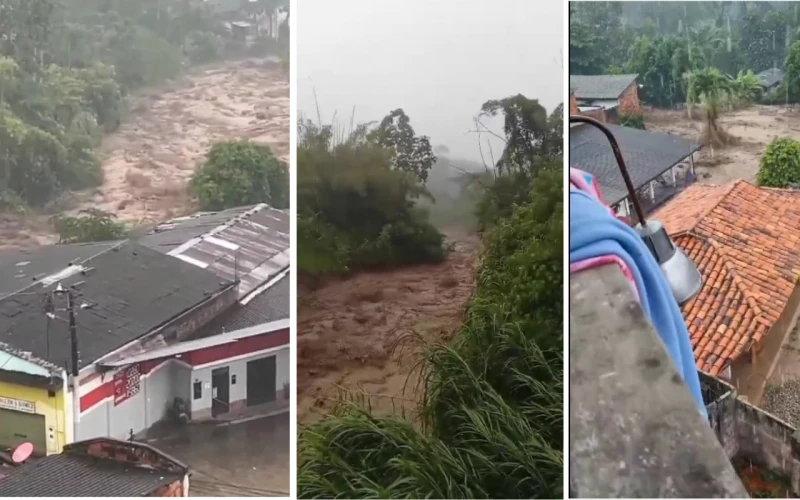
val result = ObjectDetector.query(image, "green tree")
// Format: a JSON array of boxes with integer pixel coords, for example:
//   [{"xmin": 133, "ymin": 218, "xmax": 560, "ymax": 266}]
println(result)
[
  {"xmin": 475, "ymin": 97, "xmax": 562, "ymax": 229},
  {"xmin": 190, "ymin": 140, "xmax": 289, "ymax": 210},
  {"xmin": 757, "ymin": 136, "xmax": 800, "ymax": 188},
  {"xmin": 297, "ymin": 116, "xmax": 444, "ymax": 275},
  {"xmin": 685, "ymin": 67, "xmax": 734, "ymax": 146},
  {"xmin": 786, "ymin": 40, "xmax": 800, "ymax": 102},
  {"xmin": 368, "ymin": 109, "xmax": 436, "ymax": 183}
]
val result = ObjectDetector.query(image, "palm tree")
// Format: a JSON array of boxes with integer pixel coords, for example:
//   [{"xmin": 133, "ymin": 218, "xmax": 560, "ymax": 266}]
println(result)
[{"xmin": 685, "ymin": 67, "xmax": 734, "ymax": 147}]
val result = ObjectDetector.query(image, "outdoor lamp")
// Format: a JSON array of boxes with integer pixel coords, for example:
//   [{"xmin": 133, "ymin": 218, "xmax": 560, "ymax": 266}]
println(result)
[{"xmin": 569, "ymin": 115, "xmax": 703, "ymax": 305}]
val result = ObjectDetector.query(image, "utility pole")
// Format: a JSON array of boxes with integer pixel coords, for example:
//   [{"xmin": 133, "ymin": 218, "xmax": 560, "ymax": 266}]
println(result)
[
  {"xmin": 54, "ymin": 284, "xmax": 81, "ymax": 433},
  {"xmin": 54, "ymin": 285, "xmax": 79, "ymax": 377}
]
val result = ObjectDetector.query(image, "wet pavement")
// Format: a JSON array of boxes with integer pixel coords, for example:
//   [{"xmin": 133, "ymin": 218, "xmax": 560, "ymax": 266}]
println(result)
[{"xmin": 146, "ymin": 412, "xmax": 290, "ymax": 497}]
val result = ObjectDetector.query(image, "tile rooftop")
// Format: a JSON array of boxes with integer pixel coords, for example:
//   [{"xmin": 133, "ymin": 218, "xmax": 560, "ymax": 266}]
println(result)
[{"xmin": 654, "ymin": 180, "xmax": 800, "ymax": 374}]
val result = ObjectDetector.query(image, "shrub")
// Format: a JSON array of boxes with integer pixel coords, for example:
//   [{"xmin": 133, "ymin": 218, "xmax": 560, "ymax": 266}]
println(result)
[
  {"xmin": 52, "ymin": 214, "xmax": 127, "ymax": 244},
  {"xmin": 757, "ymin": 137, "xmax": 800, "ymax": 188},
  {"xmin": 184, "ymin": 31, "xmax": 224, "ymax": 64},
  {"xmin": 620, "ymin": 113, "xmax": 646, "ymax": 129},
  {"xmin": 297, "ymin": 118, "xmax": 444, "ymax": 276},
  {"xmin": 298, "ymin": 165, "xmax": 564, "ymax": 499},
  {"xmin": 190, "ymin": 140, "xmax": 289, "ymax": 210}
]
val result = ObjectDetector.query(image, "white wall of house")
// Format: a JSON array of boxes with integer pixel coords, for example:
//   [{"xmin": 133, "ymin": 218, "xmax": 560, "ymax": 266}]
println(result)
[
  {"xmin": 78, "ymin": 345, "xmax": 289, "ymax": 438},
  {"xmin": 190, "ymin": 346, "xmax": 289, "ymax": 416},
  {"xmin": 77, "ymin": 360, "xmax": 188, "ymax": 441}
]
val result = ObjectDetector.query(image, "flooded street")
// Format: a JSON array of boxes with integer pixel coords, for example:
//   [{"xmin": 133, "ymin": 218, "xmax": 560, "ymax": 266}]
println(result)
[{"xmin": 147, "ymin": 413, "xmax": 289, "ymax": 497}]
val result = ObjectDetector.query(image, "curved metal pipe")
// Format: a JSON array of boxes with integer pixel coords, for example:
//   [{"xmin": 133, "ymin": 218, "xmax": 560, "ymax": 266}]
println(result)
[{"xmin": 569, "ymin": 115, "xmax": 647, "ymax": 226}]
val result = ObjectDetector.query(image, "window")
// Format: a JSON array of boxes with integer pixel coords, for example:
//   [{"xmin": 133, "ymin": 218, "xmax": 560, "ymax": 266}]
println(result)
[{"xmin": 193, "ymin": 381, "xmax": 202, "ymax": 400}]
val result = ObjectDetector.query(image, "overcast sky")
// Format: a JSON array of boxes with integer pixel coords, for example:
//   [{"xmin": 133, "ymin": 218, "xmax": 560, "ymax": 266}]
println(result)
[{"xmin": 297, "ymin": 0, "xmax": 563, "ymax": 163}]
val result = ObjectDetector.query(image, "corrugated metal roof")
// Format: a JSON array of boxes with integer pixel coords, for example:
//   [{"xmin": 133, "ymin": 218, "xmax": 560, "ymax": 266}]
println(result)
[
  {"xmin": 139, "ymin": 204, "xmax": 289, "ymax": 299},
  {"xmin": 193, "ymin": 272, "xmax": 289, "ymax": 339}
]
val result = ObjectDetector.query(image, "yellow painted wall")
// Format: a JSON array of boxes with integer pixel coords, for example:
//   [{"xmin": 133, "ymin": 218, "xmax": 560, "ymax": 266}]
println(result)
[{"xmin": 0, "ymin": 380, "xmax": 67, "ymax": 454}]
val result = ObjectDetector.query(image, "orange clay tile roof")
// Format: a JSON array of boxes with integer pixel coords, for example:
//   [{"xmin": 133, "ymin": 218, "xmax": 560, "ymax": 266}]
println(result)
[{"xmin": 653, "ymin": 180, "xmax": 800, "ymax": 375}]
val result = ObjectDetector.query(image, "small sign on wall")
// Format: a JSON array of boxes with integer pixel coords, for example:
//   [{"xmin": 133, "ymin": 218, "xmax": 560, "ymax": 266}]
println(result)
[
  {"xmin": 0, "ymin": 396, "xmax": 35, "ymax": 414},
  {"xmin": 113, "ymin": 364, "xmax": 142, "ymax": 406}
]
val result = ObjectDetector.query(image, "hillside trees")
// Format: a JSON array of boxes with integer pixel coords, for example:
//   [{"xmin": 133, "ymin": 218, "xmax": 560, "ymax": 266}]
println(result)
[
  {"xmin": 475, "ymin": 96, "xmax": 562, "ymax": 229},
  {"xmin": 0, "ymin": 0, "xmax": 289, "ymax": 210},
  {"xmin": 298, "ymin": 163, "xmax": 564, "ymax": 500},
  {"xmin": 297, "ymin": 110, "xmax": 444, "ymax": 277}
]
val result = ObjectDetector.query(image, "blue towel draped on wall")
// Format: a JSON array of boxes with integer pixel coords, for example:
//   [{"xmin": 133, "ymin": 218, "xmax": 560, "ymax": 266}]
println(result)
[{"xmin": 570, "ymin": 189, "xmax": 708, "ymax": 418}]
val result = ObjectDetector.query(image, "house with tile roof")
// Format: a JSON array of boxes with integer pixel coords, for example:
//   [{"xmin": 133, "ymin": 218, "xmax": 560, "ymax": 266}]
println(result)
[
  {"xmin": 654, "ymin": 180, "xmax": 800, "ymax": 401},
  {"xmin": 0, "ymin": 437, "xmax": 190, "ymax": 496}
]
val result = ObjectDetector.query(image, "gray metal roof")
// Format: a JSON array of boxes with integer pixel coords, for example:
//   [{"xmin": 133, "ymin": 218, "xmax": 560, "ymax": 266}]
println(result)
[
  {"xmin": 139, "ymin": 204, "xmax": 289, "ymax": 299},
  {"xmin": 569, "ymin": 74, "xmax": 639, "ymax": 100},
  {"xmin": 0, "ymin": 241, "xmax": 233, "ymax": 369},
  {"xmin": 569, "ymin": 123, "xmax": 701, "ymax": 205},
  {"xmin": 0, "ymin": 242, "xmax": 119, "ymax": 296},
  {"xmin": 757, "ymin": 68, "xmax": 783, "ymax": 89},
  {"xmin": 192, "ymin": 272, "xmax": 289, "ymax": 339}
]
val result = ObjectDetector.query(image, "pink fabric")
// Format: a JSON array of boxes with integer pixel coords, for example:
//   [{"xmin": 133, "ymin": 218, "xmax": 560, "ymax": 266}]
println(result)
[{"xmin": 569, "ymin": 167, "xmax": 640, "ymax": 302}]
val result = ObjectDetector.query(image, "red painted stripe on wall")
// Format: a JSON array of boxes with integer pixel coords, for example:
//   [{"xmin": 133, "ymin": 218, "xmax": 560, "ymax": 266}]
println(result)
[
  {"xmin": 79, "ymin": 329, "xmax": 289, "ymax": 412},
  {"xmin": 186, "ymin": 329, "xmax": 290, "ymax": 366}
]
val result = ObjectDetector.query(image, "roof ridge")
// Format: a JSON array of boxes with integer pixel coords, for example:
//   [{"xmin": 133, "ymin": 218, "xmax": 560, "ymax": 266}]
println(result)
[{"xmin": 672, "ymin": 181, "xmax": 740, "ymax": 234}]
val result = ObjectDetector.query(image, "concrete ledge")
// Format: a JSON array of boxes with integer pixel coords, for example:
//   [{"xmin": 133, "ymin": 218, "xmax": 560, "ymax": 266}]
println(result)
[{"xmin": 569, "ymin": 264, "xmax": 747, "ymax": 498}]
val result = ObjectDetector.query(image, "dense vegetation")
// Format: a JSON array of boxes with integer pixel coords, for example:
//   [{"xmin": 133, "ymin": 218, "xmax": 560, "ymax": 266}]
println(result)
[
  {"xmin": 0, "ymin": 0, "xmax": 287, "ymax": 211},
  {"xmin": 570, "ymin": 2, "xmax": 800, "ymax": 108},
  {"xmin": 297, "ymin": 110, "xmax": 445, "ymax": 276},
  {"xmin": 757, "ymin": 136, "xmax": 800, "ymax": 188},
  {"xmin": 298, "ymin": 96, "xmax": 563, "ymax": 498},
  {"xmin": 190, "ymin": 140, "xmax": 289, "ymax": 210},
  {"xmin": 52, "ymin": 213, "xmax": 127, "ymax": 243}
]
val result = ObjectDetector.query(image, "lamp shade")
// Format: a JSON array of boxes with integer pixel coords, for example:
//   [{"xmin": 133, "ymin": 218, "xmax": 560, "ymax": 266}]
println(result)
[{"xmin": 635, "ymin": 220, "xmax": 703, "ymax": 305}]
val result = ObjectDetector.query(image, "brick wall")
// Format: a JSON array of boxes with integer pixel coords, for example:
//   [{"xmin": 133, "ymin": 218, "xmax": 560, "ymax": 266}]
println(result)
[
  {"xmin": 70, "ymin": 439, "xmax": 187, "ymax": 475},
  {"xmin": 702, "ymin": 373, "xmax": 800, "ymax": 494},
  {"xmin": 619, "ymin": 82, "xmax": 641, "ymax": 116},
  {"xmin": 151, "ymin": 480, "xmax": 185, "ymax": 497}
]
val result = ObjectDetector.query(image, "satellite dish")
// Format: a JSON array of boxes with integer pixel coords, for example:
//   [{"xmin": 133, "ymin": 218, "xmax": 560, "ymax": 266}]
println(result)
[{"xmin": 11, "ymin": 443, "xmax": 33, "ymax": 464}]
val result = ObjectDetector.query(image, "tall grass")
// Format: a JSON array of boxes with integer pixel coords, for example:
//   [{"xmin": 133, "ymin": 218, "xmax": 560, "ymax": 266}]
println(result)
[{"xmin": 298, "ymin": 166, "xmax": 563, "ymax": 499}]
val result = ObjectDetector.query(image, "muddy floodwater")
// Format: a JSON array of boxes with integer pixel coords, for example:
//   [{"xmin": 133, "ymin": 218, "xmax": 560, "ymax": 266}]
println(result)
[
  {"xmin": 297, "ymin": 229, "xmax": 481, "ymax": 424},
  {"xmin": 0, "ymin": 57, "xmax": 289, "ymax": 250},
  {"xmin": 646, "ymin": 105, "xmax": 800, "ymax": 186}
]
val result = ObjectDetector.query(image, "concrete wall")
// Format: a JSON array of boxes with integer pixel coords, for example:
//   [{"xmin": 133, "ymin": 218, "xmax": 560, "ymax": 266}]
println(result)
[
  {"xmin": 731, "ymin": 282, "xmax": 800, "ymax": 403},
  {"xmin": 619, "ymin": 82, "xmax": 641, "ymax": 115},
  {"xmin": 78, "ymin": 360, "xmax": 182, "ymax": 441},
  {"xmin": 190, "ymin": 346, "xmax": 289, "ymax": 420},
  {"xmin": 703, "ymin": 372, "xmax": 800, "ymax": 494}
]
